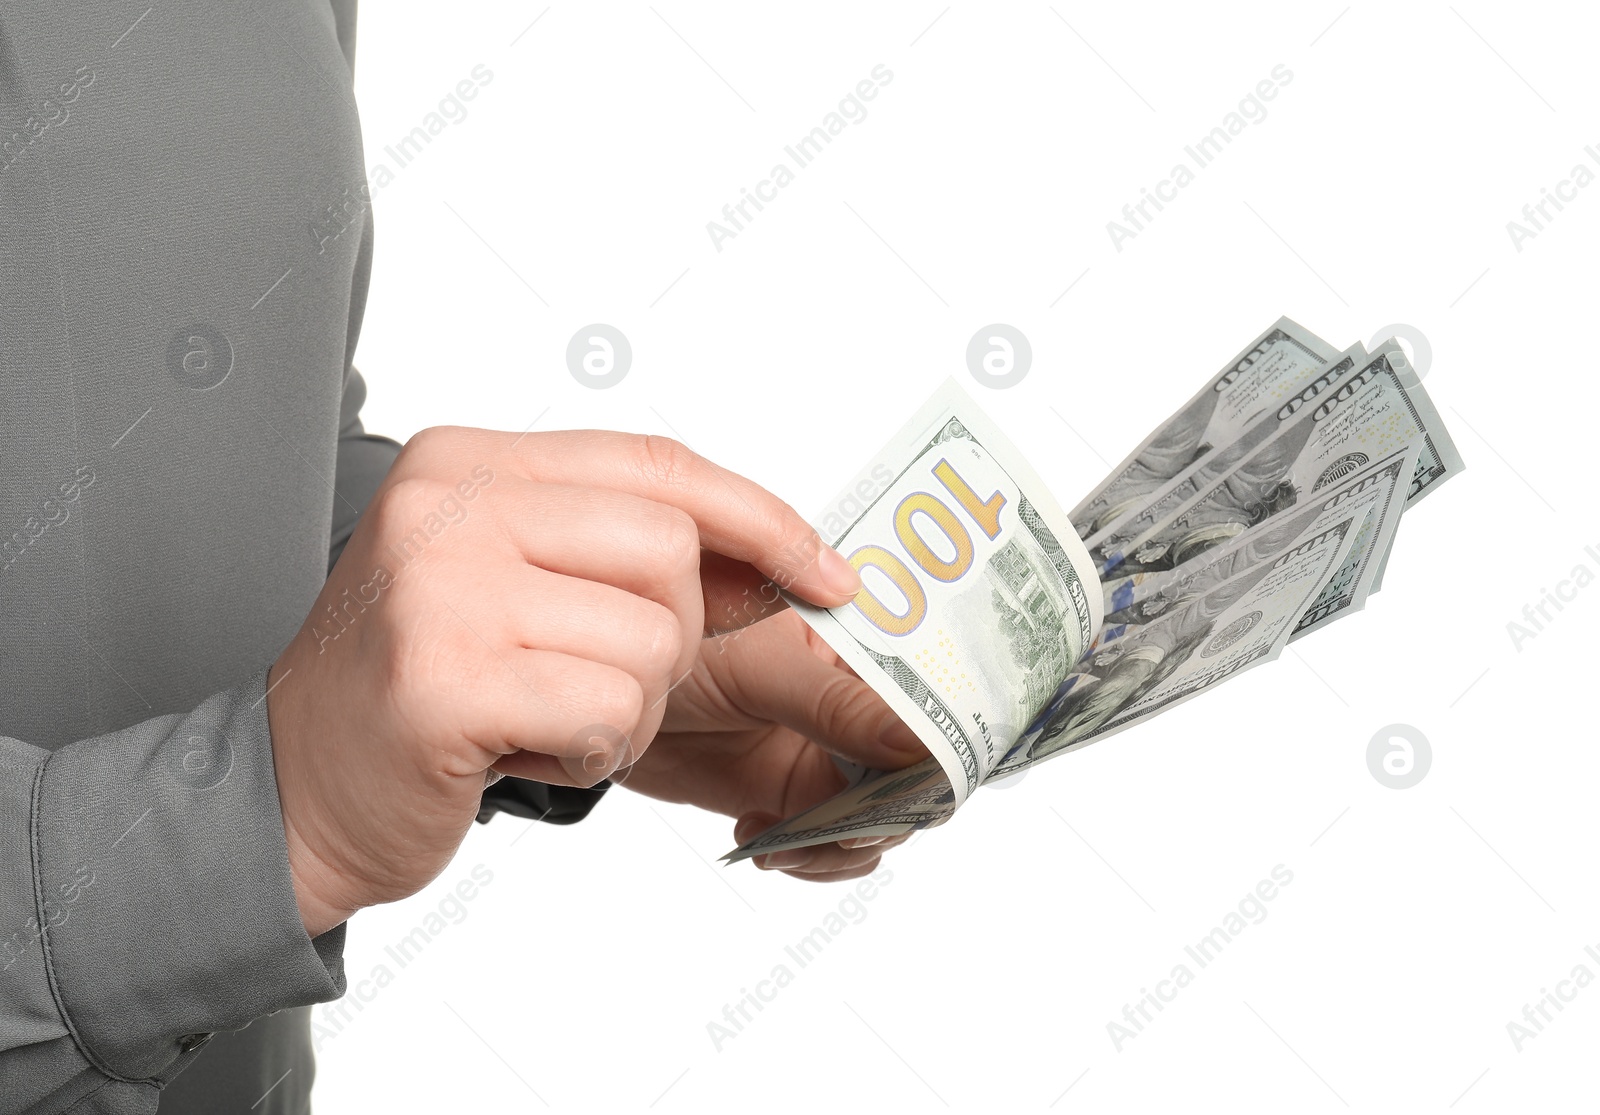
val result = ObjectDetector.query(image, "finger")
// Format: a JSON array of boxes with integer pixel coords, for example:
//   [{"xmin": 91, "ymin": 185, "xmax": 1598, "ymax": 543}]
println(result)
[
  {"xmin": 485, "ymin": 478, "xmax": 705, "ymax": 680},
  {"xmin": 733, "ymin": 817, "xmax": 906, "ymax": 877},
  {"xmin": 485, "ymin": 566, "xmax": 684, "ymax": 742},
  {"xmin": 700, "ymin": 549, "xmax": 788, "ymax": 635},
  {"xmin": 721, "ymin": 612, "xmax": 932, "ymax": 770},
  {"xmin": 491, "ymin": 736, "xmax": 641, "ymax": 788},
  {"xmin": 447, "ymin": 647, "xmax": 647, "ymax": 786},
  {"xmin": 838, "ymin": 833, "xmax": 912, "ymax": 851},
  {"xmin": 767, "ymin": 856, "xmax": 886, "ymax": 884},
  {"xmin": 498, "ymin": 430, "xmax": 862, "ymax": 608},
  {"xmin": 756, "ymin": 841, "xmax": 890, "ymax": 875},
  {"xmin": 733, "ymin": 812, "xmax": 782, "ymax": 847}
]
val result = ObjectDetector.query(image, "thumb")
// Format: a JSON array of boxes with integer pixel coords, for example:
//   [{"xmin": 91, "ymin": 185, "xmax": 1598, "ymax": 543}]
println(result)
[
  {"xmin": 729, "ymin": 615, "xmax": 931, "ymax": 771},
  {"xmin": 734, "ymin": 811, "xmax": 782, "ymax": 847}
]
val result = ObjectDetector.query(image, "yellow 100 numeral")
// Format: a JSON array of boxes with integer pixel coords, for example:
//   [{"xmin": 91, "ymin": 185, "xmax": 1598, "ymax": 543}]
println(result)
[{"xmin": 848, "ymin": 458, "xmax": 1006, "ymax": 636}]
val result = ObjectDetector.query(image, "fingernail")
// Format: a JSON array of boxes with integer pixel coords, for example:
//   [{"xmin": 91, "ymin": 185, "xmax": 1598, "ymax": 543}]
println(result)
[
  {"xmin": 878, "ymin": 712, "xmax": 925, "ymax": 753},
  {"xmin": 817, "ymin": 546, "xmax": 862, "ymax": 598},
  {"xmin": 559, "ymin": 749, "xmax": 618, "ymax": 788},
  {"xmin": 760, "ymin": 851, "xmax": 808, "ymax": 870},
  {"xmin": 736, "ymin": 813, "xmax": 778, "ymax": 844},
  {"xmin": 840, "ymin": 836, "xmax": 885, "ymax": 849}
]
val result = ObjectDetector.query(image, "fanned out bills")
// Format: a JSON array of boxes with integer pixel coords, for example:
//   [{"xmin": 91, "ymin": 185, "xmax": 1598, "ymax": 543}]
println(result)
[
  {"xmin": 1082, "ymin": 341, "xmax": 1369, "ymax": 568},
  {"xmin": 725, "ymin": 319, "xmax": 1463, "ymax": 862},
  {"xmin": 1070, "ymin": 317, "xmax": 1343, "ymax": 541},
  {"xmin": 1100, "ymin": 441, "xmax": 1418, "ymax": 641},
  {"xmin": 1091, "ymin": 342, "xmax": 1463, "ymax": 577}
]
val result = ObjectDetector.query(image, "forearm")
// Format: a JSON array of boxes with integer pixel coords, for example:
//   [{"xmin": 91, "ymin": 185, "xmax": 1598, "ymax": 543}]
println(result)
[{"xmin": 0, "ymin": 672, "xmax": 345, "ymax": 1110}]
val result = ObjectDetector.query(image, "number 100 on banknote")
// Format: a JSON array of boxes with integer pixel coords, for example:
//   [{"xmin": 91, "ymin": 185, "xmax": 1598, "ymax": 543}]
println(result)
[{"xmin": 789, "ymin": 381, "xmax": 1104, "ymax": 801}]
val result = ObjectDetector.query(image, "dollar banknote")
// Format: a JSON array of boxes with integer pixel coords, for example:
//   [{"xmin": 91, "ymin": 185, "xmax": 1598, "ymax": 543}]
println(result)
[
  {"xmin": 786, "ymin": 379, "xmax": 1102, "ymax": 801},
  {"xmin": 1100, "ymin": 443, "xmax": 1419, "ymax": 638},
  {"xmin": 1083, "ymin": 343, "xmax": 1368, "ymax": 569},
  {"xmin": 724, "ymin": 754, "xmax": 955, "ymax": 862},
  {"xmin": 727, "ymin": 509, "xmax": 1360, "ymax": 860},
  {"xmin": 1094, "ymin": 343, "xmax": 1463, "ymax": 579},
  {"xmin": 724, "ymin": 326, "xmax": 1464, "ymax": 864},
  {"xmin": 1288, "ymin": 444, "xmax": 1420, "ymax": 638},
  {"xmin": 1367, "ymin": 533, "xmax": 1397, "ymax": 596},
  {"xmin": 1070, "ymin": 318, "xmax": 1342, "ymax": 539},
  {"xmin": 990, "ymin": 512, "xmax": 1359, "ymax": 777}
]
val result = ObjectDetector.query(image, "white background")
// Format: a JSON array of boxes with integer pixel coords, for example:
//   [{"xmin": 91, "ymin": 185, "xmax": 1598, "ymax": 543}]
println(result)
[{"xmin": 317, "ymin": 2, "xmax": 1596, "ymax": 1110}]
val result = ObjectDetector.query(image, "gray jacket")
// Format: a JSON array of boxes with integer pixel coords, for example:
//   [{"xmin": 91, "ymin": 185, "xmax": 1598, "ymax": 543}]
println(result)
[{"xmin": 0, "ymin": 4, "xmax": 601, "ymax": 1111}]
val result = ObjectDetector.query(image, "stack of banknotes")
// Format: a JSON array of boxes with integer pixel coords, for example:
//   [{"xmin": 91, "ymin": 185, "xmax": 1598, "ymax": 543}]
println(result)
[{"xmin": 725, "ymin": 318, "xmax": 1463, "ymax": 861}]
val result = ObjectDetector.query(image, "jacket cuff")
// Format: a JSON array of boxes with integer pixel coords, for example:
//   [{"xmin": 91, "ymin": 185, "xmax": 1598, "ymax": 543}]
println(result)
[
  {"xmin": 31, "ymin": 670, "xmax": 347, "ymax": 1083},
  {"xmin": 477, "ymin": 777, "xmax": 610, "ymax": 826}
]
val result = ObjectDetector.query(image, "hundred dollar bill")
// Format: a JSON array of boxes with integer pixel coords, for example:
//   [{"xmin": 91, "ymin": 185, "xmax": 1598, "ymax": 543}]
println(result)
[
  {"xmin": 1070, "ymin": 318, "xmax": 1342, "ymax": 539},
  {"xmin": 786, "ymin": 379, "xmax": 1102, "ymax": 802},
  {"xmin": 1326, "ymin": 330, "xmax": 1450, "ymax": 603},
  {"xmin": 1288, "ymin": 444, "xmax": 1420, "ymax": 639},
  {"xmin": 990, "ymin": 512, "xmax": 1358, "ymax": 777},
  {"xmin": 726, "ymin": 511, "xmax": 1359, "ymax": 860},
  {"xmin": 1366, "ymin": 532, "xmax": 1397, "ymax": 596},
  {"xmin": 1101, "ymin": 443, "xmax": 1419, "ymax": 639},
  {"xmin": 722, "ymin": 754, "xmax": 955, "ymax": 862},
  {"xmin": 1084, "ymin": 342, "xmax": 1368, "ymax": 570},
  {"xmin": 1095, "ymin": 343, "xmax": 1463, "ymax": 580}
]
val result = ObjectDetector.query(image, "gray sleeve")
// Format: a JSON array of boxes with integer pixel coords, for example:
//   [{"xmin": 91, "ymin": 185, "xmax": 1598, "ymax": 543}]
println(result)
[
  {"xmin": 326, "ymin": 361, "xmax": 401, "ymax": 572},
  {"xmin": 0, "ymin": 366, "xmax": 392, "ymax": 1111},
  {"xmin": 0, "ymin": 671, "xmax": 347, "ymax": 1113},
  {"xmin": 325, "ymin": 208, "xmax": 403, "ymax": 573}
]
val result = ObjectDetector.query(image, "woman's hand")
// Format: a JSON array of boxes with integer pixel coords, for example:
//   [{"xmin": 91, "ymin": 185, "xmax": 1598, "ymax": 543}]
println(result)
[{"xmin": 616, "ymin": 608, "xmax": 930, "ymax": 882}]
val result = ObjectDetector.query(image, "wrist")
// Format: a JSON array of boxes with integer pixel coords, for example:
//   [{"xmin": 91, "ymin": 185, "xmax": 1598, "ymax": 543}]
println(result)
[
  {"xmin": 265, "ymin": 655, "xmax": 358, "ymax": 938},
  {"xmin": 284, "ymin": 830, "xmax": 358, "ymax": 939}
]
